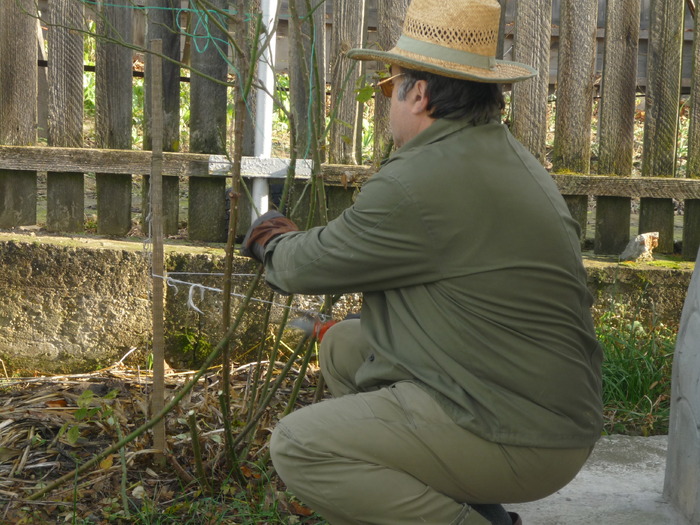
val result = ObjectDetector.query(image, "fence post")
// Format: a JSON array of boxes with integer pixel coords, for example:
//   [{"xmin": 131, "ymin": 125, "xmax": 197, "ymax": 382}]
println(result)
[
  {"xmin": 595, "ymin": 0, "xmax": 642, "ymax": 254},
  {"xmin": 551, "ymin": 0, "xmax": 599, "ymax": 242},
  {"xmin": 329, "ymin": 0, "xmax": 366, "ymax": 165},
  {"xmin": 188, "ymin": 0, "xmax": 228, "ymax": 242},
  {"xmin": 143, "ymin": 0, "xmax": 182, "ymax": 237},
  {"xmin": 640, "ymin": 0, "xmax": 684, "ymax": 253},
  {"xmin": 511, "ymin": 0, "xmax": 552, "ymax": 163},
  {"xmin": 47, "ymin": 0, "xmax": 84, "ymax": 233},
  {"xmin": 95, "ymin": 0, "xmax": 134, "ymax": 236},
  {"xmin": 684, "ymin": 8, "xmax": 700, "ymax": 261},
  {"xmin": 0, "ymin": 1, "xmax": 37, "ymax": 228}
]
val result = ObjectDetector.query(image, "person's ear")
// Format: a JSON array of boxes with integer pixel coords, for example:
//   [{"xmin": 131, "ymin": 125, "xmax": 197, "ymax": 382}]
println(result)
[{"xmin": 410, "ymin": 80, "xmax": 430, "ymax": 115}]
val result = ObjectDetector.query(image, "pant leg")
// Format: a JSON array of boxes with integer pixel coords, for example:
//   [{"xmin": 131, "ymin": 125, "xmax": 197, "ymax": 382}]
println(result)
[
  {"xmin": 271, "ymin": 382, "xmax": 489, "ymax": 525},
  {"xmin": 319, "ymin": 318, "xmax": 370, "ymax": 397},
  {"xmin": 271, "ymin": 381, "xmax": 591, "ymax": 525}
]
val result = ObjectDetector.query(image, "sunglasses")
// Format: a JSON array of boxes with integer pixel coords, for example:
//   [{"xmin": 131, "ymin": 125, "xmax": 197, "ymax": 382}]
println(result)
[{"xmin": 375, "ymin": 73, "xmax": 405, "ymax": 98}]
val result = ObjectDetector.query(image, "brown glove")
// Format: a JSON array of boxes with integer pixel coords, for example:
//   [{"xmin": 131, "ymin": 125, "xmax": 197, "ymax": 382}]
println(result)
[{"xmin": 241, "ymin": 210, "xmax": 299, "ymax": 262}]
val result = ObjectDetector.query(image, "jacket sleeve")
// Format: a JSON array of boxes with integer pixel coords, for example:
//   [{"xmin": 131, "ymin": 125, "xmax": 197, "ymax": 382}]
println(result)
[{"xmin": 262, "ymin": 170, "xmax": 443, "ymax": 295}]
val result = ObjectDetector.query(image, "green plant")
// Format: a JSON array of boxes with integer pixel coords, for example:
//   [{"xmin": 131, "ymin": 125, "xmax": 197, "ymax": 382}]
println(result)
[
  {"xmin": 60, "ymin": 388, "xmax": 120, "ymax": 446},
  {"xmin": 133, "ymin": 77, "xmax": 145, "ymax": 148},
  {"xmin": 595, "ymin": 304, "xmax": 675, "ymax": 436},
  {"xmin": 175, "ymin": 327, "xmax": 213, "ymax": 368}
]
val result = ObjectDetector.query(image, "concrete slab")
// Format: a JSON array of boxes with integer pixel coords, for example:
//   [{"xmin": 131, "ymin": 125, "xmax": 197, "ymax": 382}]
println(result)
[{"xmin": 507, "ymin": 435, "xmax": 690, "ymax": 525}]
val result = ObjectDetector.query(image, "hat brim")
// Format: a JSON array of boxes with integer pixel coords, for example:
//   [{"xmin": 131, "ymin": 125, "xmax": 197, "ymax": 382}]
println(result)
[{"xmin": 347, "ymin": 48, "xmax": 537, "ymax": 84}]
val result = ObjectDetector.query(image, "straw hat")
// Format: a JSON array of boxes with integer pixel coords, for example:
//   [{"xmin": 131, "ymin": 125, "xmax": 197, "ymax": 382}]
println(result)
[{"xmin": 347, "ymin": 0, "xmax": 537, "ymax": 83}]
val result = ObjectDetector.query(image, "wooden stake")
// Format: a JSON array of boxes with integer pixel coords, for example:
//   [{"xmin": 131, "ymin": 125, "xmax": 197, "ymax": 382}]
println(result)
[{"xmin": 149, "ymin": 39, "xmax": 167, "ymax": 460}]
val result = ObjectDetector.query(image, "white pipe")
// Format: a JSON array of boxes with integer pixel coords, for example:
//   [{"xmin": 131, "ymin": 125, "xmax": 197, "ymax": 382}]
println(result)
[{"xmin": 251, "ymin": 0, "xmax": 278, "ymax": 221}]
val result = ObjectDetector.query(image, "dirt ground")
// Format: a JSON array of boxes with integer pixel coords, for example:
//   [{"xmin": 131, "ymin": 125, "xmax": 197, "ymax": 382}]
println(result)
[{"xmin": 0, "ymin": 360, "xmax": 327, "ymax": 524}]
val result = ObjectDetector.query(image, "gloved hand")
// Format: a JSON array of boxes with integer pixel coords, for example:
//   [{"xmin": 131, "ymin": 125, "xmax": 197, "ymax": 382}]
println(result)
[{"xmin": 241, "ymin": 210, "xmax": 299, "ymax": 262}]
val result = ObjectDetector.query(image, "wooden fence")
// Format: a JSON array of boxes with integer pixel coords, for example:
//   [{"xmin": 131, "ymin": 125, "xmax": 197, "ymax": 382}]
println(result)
[{"xmin": 0, "ymin": 0, "xmax": 699, "ymax": 260}]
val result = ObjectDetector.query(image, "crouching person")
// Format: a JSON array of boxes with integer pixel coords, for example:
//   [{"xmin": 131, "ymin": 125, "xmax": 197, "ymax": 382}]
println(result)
[{"xmin": 240, "ymin": 1, "xmax": 603, "ymax": 523}]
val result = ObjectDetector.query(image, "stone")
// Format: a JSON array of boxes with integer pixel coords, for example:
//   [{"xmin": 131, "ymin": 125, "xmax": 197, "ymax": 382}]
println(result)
[
  {"xmin": 664, "ymin": 245, "xmax": 700, "ymax": 524},
  {"xmin": 620, "ymin": 232, "xmax": 659, "ymax": 261}
]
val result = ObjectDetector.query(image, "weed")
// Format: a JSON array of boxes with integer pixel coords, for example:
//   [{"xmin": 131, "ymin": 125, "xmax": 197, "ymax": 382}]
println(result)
[{"xmin": 595, "ymin": 303, "xmax": 675, "ymax": 436}]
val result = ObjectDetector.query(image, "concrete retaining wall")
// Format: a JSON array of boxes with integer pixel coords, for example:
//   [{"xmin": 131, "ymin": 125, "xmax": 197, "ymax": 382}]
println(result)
[{"xmin": 0, "ymin": 234, "xmax": 693, "ymax": 374}]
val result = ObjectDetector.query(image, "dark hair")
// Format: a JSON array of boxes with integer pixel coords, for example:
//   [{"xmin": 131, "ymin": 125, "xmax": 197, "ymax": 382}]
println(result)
[{"xmin": 397, "ymin": 68, "xmax": 505, "ymax": 125}]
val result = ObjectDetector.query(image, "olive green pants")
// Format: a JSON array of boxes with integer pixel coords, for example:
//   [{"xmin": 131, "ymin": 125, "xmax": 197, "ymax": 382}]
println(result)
[{"xmin": 270, "ymin": 320, "xmax": 591, "ymax": 525}]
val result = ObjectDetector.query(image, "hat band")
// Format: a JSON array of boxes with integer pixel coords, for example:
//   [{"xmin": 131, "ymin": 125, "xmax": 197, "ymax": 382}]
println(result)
[{"xmin": 396, "ymin": 35, "xmax": 496, "ymax": 70}]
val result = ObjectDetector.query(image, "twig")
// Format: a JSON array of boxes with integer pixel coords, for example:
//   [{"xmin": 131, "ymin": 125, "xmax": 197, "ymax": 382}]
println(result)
[
  {"xmin": 283, "ymin": 341, "xmax": 315, "ymax": 417},
  {"xmin": 115, "ymin": 423, "xmax": 130, "ymax": 519},
  {"xmin": 116, "ymin": 347, "xmax": 138, "ymax": 365},
  {"xmin": 164, "ymin": 451, "xmax": 195, "ymax": 486},
  {"xmin": 27, "ymin": 272, "xmax": 263, "ymax": 501},
  {"xmin": 188, "ymin": 413, "xmax": 213, "ymax": 494},
  {"xmin": 687, "ymin": 0, "xmax": 696, "ymax": 19},
  {"xmin": 233, "ymin": 334, "xmax": 310, "ymax": 450}
]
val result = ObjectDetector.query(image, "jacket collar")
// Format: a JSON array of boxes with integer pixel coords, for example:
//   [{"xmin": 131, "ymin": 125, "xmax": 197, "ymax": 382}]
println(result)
[{"xmin": 382, "ymin": 118, "xmax": 498, "ymax": 167}]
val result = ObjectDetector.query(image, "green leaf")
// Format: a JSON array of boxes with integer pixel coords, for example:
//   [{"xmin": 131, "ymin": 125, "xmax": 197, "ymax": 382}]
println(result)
[
  {"xmin": 77, "ymin": 389, "xmax": 95, "ymax": 408},
  {"xmin": 356, "ymin": 84, "xmax": 375, "ymax": 104},
  {"xmin": 104, "ymin": 389, "xmax": 119, "ymax": 400},
  {"xmin": 67, "ymin": 426, "xmax": 81, "ymax": 445}
]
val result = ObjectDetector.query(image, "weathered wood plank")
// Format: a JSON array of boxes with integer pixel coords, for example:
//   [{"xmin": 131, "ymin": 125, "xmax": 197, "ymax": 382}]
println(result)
[
  {"xmin": 511, "ymin": 0, "xmax": 551, "ymax": 163},
  {"xmin": 96, "ymin": 0, "xmax": 133, "ymax": 236},
  {"xmin": 683, "ymin": 200, "xmax": 700, "ymax": 260},
  {"xmin": 687, "ymin": 7, "xmax": 700, "ymax": 179},
  {"xmin": 0, "ymin": 1, "xmax": 38, "ymax": 228},
  {"xmin": 143, "ymin": 0, "xmax": 182, "ymax": 236},
  {"xmin": 0, "ymin": 146, "xmax": 209, "ymax": 176},
  {"xmin": 47, "ymin": 0, "xmax": 84, "ymax": 233},
  {"xmin": 6, "ymin": 147, "xmax": 700, "ymax": 199},
  {"xmin": 641, "ymin": 0, "xmax": 685, "ymax": 179},
  {"xmin": 188, "ymin": 0, "xmax": 228, "ymax": 242},
  {"xmin": 552, "ymin": 174, "xmax": 700, "ymax": 199},
  {"xmin": 595, "ymin": 0, "xmax": 641, "ymax": 254},
  {"xmin": 289, "ymin": 0, "xmax": 327, "ymax": 160},
  {"xmin": 329, "ymin": 0, "xmax": 366, "ymax": 164},
  {"xmin": 373, "ymin": 0, "xmax": 410, "ymax": 163},
  {"xmin": 684, "ymin": 8, "xmax": 700, "ymax": 259},
  {"xmin": 598, "ymin": 0, "xmax": 640, "ymax": 177},
  {"xmin": 552, "ymin": 0, "xmax": 598, "ymax": 175},
  {"xmin": 552, "ymin": 0, "xmax": 598, "ymax": 240},
  {"xmin": 640, "ymin": 0, "xmax": 684, "ymax": 252},
  {"xmin": 595, "ymin": 196, "xmax": 631, "ymax": 254}
]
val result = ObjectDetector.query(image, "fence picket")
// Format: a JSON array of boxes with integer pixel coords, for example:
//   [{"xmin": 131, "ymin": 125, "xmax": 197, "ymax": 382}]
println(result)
[
  {"xmin": 47, "ymin": 0, "xmax": 84, "ymax": 233},
  {"xmin": 96, "ymin": 0, "xmax": 134, "ymax": 236},
  {"xmin": 373, "ymin": 0, "xmax": 410, "ymax": 163},
  {"xmin": 0, "ymin": 1, "xmax": 38, "ymax": 228},
  {"xmin": 511, "ymin": 0, "xmax": 551, "ymax": 163},
  {"xmin": 329, "ymin": 0, "xmax": 366, "ymax": 165},
  {"xmin": 142, "ymin": 0, "xmax": 182, "ymax": 237},
  {"xmin": 640, "ymin": 0, "xmax": 685, "ymax": 253},
  {"xmin": 595, "ymin": 0, "xmax": 642, "ymax": 254},
  {"xmin": 188, "ymin": 0, "xmax": 228, "ymax": 242},
  {"xmin": 684, "ymin": 9, "xmax": 700, "ymax": 260},
  {"xmin": 552, "ymin": 0, "xmax": 599, "ymax": 241}
]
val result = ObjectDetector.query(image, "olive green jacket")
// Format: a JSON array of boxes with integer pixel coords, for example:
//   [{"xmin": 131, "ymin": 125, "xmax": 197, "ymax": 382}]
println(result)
[{"xmin": 264, "ymin": 118, "xmax": 603, "ymax": 448}]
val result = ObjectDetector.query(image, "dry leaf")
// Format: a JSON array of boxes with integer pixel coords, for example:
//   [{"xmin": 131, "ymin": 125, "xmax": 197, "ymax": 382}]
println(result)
[
  {"xmin": 289, "ymin": 500, "xmax": 314, "ymax": 517},
  {"xmin": 99, "ymin": 455, "xmax": 114, "ymax": 470},
  {"xmin": 131, "ymin": 484, "xmax": 146, "ymax": 499},
  {"xmin": 240, "ymin": 464, "xmax": 261, "ymax": 479}
]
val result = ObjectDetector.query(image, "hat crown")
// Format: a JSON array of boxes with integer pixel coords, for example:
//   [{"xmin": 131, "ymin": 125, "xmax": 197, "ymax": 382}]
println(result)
[{"xmin": 403, "ymin": 0, "xmax": 500, "ymax": 57}]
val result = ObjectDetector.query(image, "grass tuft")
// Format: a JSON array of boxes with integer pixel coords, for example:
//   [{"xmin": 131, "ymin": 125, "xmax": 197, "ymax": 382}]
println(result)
[{"xmin": 595, "ymin": 303, "xmax": 675, "ymax": 436}]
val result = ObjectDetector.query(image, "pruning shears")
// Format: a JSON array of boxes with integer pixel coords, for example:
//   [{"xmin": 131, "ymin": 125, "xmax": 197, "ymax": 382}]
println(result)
[{"xmin": 287, "ymin": 313, "xmax": 338, "ymax": 342}]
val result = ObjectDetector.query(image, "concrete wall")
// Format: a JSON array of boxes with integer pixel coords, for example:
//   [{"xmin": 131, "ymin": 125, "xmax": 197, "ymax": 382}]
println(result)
[{"xmin": 0, "ymin": 235, "xmax": 692, "ymax": 375}]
